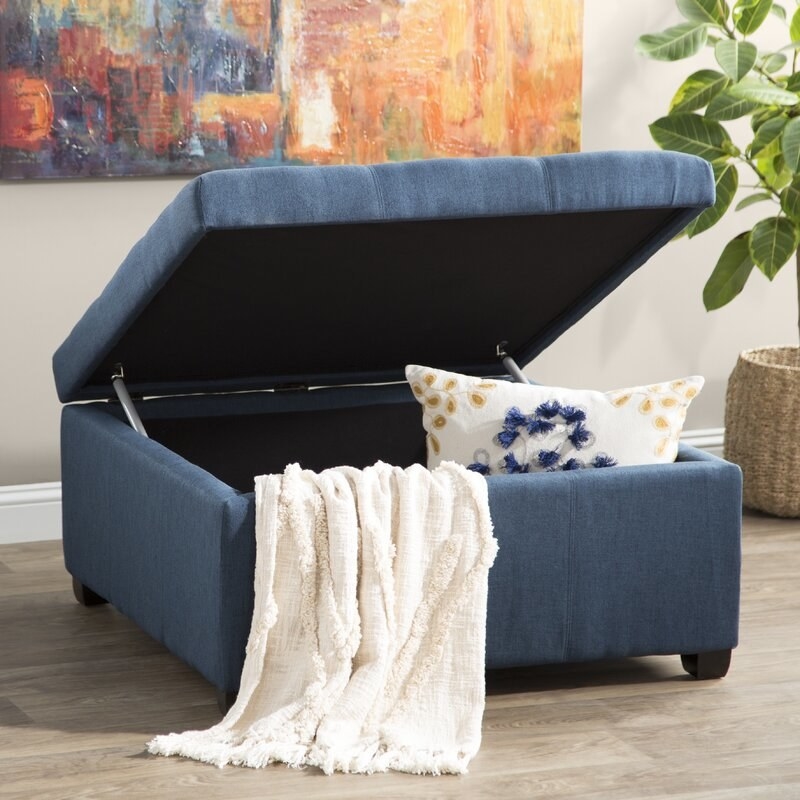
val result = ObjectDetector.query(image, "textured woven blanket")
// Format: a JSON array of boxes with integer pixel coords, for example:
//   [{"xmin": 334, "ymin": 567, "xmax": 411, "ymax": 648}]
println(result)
[{"xmin": 147, "ymin": 461, "xmax": 497, "ymax": 774}]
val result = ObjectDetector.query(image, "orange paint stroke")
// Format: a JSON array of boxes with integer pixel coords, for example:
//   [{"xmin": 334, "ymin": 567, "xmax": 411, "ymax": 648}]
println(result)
[
  {"xmin": 0, "ymin": 71, "xmax": 54, "ymax": 150},
  {"xmin": 284, "ymin": 0, "xmax": 583, "ymax": 163},
  {"xmin": 195, "ymin": 92, "xmax": 283, "ymax": 160}
]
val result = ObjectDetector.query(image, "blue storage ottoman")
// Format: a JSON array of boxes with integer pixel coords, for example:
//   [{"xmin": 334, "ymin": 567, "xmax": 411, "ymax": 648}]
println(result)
[{"xmin": 53, "ymin": 153, "xmax": 742, "ymax": 708}]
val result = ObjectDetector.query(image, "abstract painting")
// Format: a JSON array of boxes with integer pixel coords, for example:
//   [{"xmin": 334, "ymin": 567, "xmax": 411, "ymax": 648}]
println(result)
[{"xmin": 0, "ymin": 0, "xmax": 583, "ymax": 179}]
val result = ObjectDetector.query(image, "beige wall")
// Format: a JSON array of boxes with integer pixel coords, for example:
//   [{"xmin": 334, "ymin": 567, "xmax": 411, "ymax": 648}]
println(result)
[{"xmin": 0, "ymin": 1, "xmax": 797, "ymax": 485}]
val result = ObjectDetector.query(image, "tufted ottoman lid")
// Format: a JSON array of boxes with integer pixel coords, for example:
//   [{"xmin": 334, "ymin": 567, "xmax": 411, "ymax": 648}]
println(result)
[{"xmin": 53, "ymin": 152, "xmax": 714, "ymax": 403}]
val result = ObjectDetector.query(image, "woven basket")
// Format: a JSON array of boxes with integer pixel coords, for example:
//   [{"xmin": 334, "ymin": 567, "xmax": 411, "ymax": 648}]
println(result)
[{"xmin": 724, "ymin": 345, "xmax": 800, "ymax": 517}]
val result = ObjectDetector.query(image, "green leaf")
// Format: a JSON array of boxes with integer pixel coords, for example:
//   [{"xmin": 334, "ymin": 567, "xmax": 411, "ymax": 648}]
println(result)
[
  {"xmin": 679, "ymin": 0, "xmax": 730, "ymax": 24},
  {"xmin": 786, "ymin": 72, "xmax": 800, "ymax": 93},
  {"xmin": 781, "ymin": 177, "xmax": 800, "ymax": 220},
  {"xmin": 750, "ymin": 115, "xmax": 787, "ymax": 156},
  {"xmin": 670, "ymin": 70, "xmax": 730, "ymax": 113},
  {"xmin": 706, "ymin": 89, "xmax": 760, "ymax": 119},
  {"xmin": 749, "ymin": 215, "xmax": 799, "ymax": 277},
  {"xmin": 734, "ymin": 0, "xmax": 774, "ymax": 34},
  {"xmin": 757, "ymin": 151, "xmax": 793, "ymax": 189},
  {"xmin": 636, "ymin": 23, "xmax": 709, "ymax": 61},
  {"xmin": 782, "ymin": 116, "xmax": 800, "ymax": 171},
  {"xmin": 762, "ymin": 52, "xmax": 788, "ymax": 72},
  {"xmin": 715, "ymin": 39, "xmax": 758, "ymax": 82},
  {"xmin": 771, "ymin": 3, "xmax": 787, "ymax": 22},
  {"xmin": 751, "ymin": 107, "xmax": 785, "ymax": 131},
  {"xmin": 728, "ymin": 77, "xmax": 798, "ymax": 105},
  {"xmin": 703, "ymin": 234, "xmax": 756, "ymax": 309},
  {"xmin": 791, "ymin": 6, "xmax": 800, "ymax": 41},
  {"xmin": 735, "ymin": 191, "xmax": 775, "ymax": 210},
  {"xmin": 649, "ymin": 113, "xmax": 731, "ymax": 160},
  {"xmin": 687, "ymin": 162, "xmax": 739, "ymax": 236}
]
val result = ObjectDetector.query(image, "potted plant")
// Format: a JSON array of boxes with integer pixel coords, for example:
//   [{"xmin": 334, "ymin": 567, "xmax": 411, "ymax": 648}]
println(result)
[{"xmin": 638, "ymin": 0, "xmax": 800, "ymax": 516}]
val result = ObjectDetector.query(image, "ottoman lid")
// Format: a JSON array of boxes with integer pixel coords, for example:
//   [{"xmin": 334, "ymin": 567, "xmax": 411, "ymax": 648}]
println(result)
[{"xmin": 53, "ymin": 152, "xmax": 714, "ymax": 402}]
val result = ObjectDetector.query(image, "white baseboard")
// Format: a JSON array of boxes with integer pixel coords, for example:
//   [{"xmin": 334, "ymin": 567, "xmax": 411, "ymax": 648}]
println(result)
[
  {"xmin": 0, "ymin": 427, "xmax": 726, "ymax": 546},
  {"xmin": 0, "ymin": 482, "xmax": 62, "ymax": 545},
  {"xmin": 681, "ymin": 427, "xmax": 724, "ymax": 458}
]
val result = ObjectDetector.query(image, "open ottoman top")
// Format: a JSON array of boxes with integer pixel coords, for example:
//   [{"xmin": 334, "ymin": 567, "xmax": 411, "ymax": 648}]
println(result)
[{"xmin": 53, "ymin": 152, "xmax": 714, "ymax": 403}]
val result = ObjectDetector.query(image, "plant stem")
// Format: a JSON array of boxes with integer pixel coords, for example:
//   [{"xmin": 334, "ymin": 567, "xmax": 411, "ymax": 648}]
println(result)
[
  {"xmin": 738, "ymin": 156, "xmax": 782, "ymax": 201},
  {"xmin": 753, "ymin": 65, "xmax": 783, "ymax": 88},
  {"xmin": 796, "ymin": 248, "xmax": 800, "ymax": 346}
]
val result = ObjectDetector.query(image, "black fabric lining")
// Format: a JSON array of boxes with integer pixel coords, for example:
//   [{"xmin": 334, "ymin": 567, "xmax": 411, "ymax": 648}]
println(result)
[
  {"xmin": 529, "ymin": 207, "xmax": 687, "ymax": 361},
  {"xmin": 143, "ymin": 401, "xmax": 427, "ymax": 493},
  {"xmin": 85, "ymin": 207, "xmax": 679, "ymax": 394}
]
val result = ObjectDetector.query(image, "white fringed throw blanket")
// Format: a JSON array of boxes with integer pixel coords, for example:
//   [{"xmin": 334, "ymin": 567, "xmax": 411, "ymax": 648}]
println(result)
[{"xmin": 147, "ymin": 461, "xmax": 497, "ymax": 775}]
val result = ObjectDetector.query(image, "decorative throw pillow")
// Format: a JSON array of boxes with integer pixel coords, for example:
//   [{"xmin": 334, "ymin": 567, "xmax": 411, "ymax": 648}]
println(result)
[{"xmin": 404, "ymin": 364, "xmax": 703, "ymax": 475}]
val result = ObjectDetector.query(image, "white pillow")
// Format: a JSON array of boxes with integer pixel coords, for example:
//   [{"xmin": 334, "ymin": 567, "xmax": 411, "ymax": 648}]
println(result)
[{"xmin": 405, "ymin": 365, "xmax": 703, "ymax": 474}]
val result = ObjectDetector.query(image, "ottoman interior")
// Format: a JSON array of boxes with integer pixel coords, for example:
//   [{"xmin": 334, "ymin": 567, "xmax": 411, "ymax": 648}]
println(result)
[{"xmin": 100, "ymin": 385, "xmax": 426, "ymax": 492}]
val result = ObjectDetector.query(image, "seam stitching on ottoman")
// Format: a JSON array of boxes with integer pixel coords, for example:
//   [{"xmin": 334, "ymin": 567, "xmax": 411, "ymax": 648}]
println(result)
[
  {"xmin": 562, "ymin": 473, "xmax": 577, "ymax": 662},
  {"xmin": 367, "ymin": 165, "xmax": 388, "ymax": 219}
]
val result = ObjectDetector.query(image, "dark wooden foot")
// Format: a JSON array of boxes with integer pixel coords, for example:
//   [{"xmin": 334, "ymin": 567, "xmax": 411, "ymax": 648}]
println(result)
[
  {"xmin": 72, "ymin": 576, "xmax": 108, "ymax": 607},
  {"xmin": 681, "ymin": 649, "xmax": 732, "ymax": 679},
  {"xmin": 216, "ymin": 688, "xmax": 237, "ymax": 715}
]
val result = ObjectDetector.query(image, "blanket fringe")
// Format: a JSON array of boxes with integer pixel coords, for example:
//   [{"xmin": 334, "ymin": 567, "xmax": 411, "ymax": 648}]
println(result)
[
  {"xmin": 305, "ymin": 743, "xmax": 470, "ymax": 775},
  {"xmin": 147, "ymin": 731, "xmax": 310, "ymax": 770},
  {"xmin": 147, "ymin": 731, "xmax": 470, "ymax": 776}
]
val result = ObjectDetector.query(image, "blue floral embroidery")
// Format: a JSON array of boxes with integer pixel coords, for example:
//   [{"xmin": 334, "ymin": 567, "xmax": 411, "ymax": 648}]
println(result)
[
  {"xmin": 485, "ymin": 400, "xmax": 618, "ymax": 473},
  {"xmin": 496, "ymin": 427, "xmax": 521, "ymax": 449},
  {"xmin": 504, "ymin": 407, "xmax": 529, "ymax": 430},
  {"xmin": 468, "ymin": 449, "xmax": 492, "ymax": 475},
  {"xmin": 467, "ymin": 461, "xmax": 491, "ymax": 475},
  {"xmin": 560, "ymin": 405, "xmax": 586, "ymax": 424},
  {"xmin": 591, "ymin": 453, "xmax": 618, "ymax": 468},
  {"xmin": 527, "ymin": 417, "xmax": 556, "ymax": 436},
  {"xmin": 567, "ymin": 420, "xmax": 592, "ymax": 450},
  {"xmin": 537, "ymin": 449, "xmax": 561, "ymax": 469},
  {"xmin": 502, "ymin": 453, "xmax": 530, "ymax": 474},
  {"xmin": 536, "ymin": 400, "xmax": 562, "ymax": 420}
]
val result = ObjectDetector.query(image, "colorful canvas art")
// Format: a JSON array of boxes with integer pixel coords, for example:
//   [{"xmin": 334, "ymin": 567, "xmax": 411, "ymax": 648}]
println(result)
[{"xmin": 0, "ymin": 0, "xmax": 583, "ymax": 179}]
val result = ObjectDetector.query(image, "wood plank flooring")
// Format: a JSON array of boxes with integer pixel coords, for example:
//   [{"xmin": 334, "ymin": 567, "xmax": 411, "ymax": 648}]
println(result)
[{"xmin": 0, "ymin": 510, "xmax": 798, "ymax": 799}]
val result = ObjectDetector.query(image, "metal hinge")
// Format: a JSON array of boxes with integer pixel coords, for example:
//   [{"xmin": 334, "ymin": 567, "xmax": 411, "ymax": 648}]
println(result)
[{"xmin": 111, "ymin": 364, "xmax": 149, "ymax": 437}]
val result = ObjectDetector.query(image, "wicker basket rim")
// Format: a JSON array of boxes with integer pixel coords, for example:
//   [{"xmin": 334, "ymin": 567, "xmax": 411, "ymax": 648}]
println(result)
[{"xmin": 739, "ymin": 345, "xmax": 800, "ymax": 373}]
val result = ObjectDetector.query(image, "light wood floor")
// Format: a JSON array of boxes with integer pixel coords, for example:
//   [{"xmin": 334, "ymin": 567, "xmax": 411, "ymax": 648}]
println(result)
[{"xmin": 1, "ymin": 510, "xmax": 798, "ymax": 800}]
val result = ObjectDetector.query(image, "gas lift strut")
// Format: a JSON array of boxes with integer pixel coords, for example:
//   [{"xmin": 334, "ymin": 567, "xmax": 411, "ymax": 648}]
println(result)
[
  {"xmin": 111, "ymin": 364, "xmax": 149, "ymax": 438},
  {"xmin": 497, "ymin": 342, "xmax": 530, "ymax": 384}
]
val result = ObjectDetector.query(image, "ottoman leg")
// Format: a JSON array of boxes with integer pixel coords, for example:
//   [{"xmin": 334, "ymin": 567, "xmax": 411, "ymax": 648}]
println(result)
[
  {"xmin": 680, "ymin": 649, "xmax": 732, "ymax": 679},
  {"xmin": 216, "ymin": 688, "xmax": 237, "ymax": 715},
  {"xmin": 71, "ymin": 576, "xmax": 108, "ymax": 607}
]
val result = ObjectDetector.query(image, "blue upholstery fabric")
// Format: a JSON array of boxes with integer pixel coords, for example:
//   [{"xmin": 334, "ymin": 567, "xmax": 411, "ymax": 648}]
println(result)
[
  {"xmin": 486, "ymin": 445, "xmax": 742, "ymax": 667},
  {"xmin": 62, "ymin": 400, "xmax": 741, "ymax": 692},
  {"xmin": 53, "ymin": 152, "xmax": 714, "ymax": 402},
  {"xmin": 61, "ymin": 405, "xmax": 255, "ymax": 690}
]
